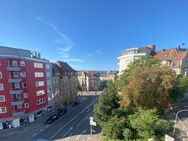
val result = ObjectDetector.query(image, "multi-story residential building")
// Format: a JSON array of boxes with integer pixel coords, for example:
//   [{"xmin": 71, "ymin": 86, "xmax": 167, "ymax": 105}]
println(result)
[
  {"xmin": 52, "ymin": 61, "xmax": 78, "ymax": 111},
  {"xmin": 118, "ymin": 44, "xmax": 156, "ymax": 76},
  {"xmin": 107, "ymin": 70, "xmax": 118, "ymax": 81},
  {"xmin": 78, "ymin": 71, "xmax": 101, "ymax": 91},
  {"xmin": 154, "ymin": 47, "xmax": 188, "ymax": 76},
  {"xmin": 0, "ymin": 46, "xmax": 53, "ymax": 129}
]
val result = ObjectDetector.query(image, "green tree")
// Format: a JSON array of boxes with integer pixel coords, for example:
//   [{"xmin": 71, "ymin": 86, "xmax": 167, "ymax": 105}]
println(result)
[
  {"xmin": 122, "ymin": 66, "xmax": 176, "ymax": 109},
  {"xmin": 93, "ymin": 81, "xmax": 120, "ymax": 126},
  {"xmin": 117, "ymin": 56, "xmax": 160, "ymax": 90},
  {"xmin": 102, "ymin": 116, "xmax": 127, "ymax": 140},
  {"xmin": 129, "ymin": 108, "xmax": 159, "ymax": 140}
]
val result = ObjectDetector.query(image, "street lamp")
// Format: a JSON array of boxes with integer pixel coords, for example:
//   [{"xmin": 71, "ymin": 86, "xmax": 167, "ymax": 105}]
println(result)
[{"xmin": 173, "ymin": 109, "xmax": 188, "ymax": 135}]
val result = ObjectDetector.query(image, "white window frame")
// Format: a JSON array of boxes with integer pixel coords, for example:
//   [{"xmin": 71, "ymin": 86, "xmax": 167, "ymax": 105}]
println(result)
[
  {"xmin": 35, "ymin": 81, "xmax": 44, "ymax": 87},
  {"xmin": 23, "ymin": 93, "xmax": 28, "ymax": 98},
  {"xmin": 0, "ymin": 84, "xmax": 4, "ymax": 90},
  {"xmin": 22, "ymin": 82, "xmax": 27, "ymax": 88},
  {"xmin": 36, "ymin": 90, "xmax": 45, "ymax": 96},
  {"xmin": 13, "ymin": 72, "xmax": 19, "ymax": 78},
  {"xmin": 21, "ymin": 72, "xmax": 26, "ymax": 77},
  {"xmin": 35, "ymin": 72, "xmax": 44, "ymax": 78},
  {"xmin": 0, "ymin": 95, "xmax": 5, "ymax": 102},
  {"xmin": 34, "ymin": 62, "xmax": 43, "ymax": 68},
  {"xmin": 0, "ymin": 72, "xmax": 2, "ymax": 79},
  {"xmin": 15, "ymin": 83, "xmax": 20, "ymax": 89},
  {"xmin": 0, "ymin": 107, "xmax": 7, "ymax": 113},
  {"xmin": 24, "ymin": 103, "xmax": 29, "ymax": 108},
  {"xmin": 17, "ymin": 105, "xmax": 22, "ymax": 109},
  {"xmin": 20, "ymin": 61, "xmax": 25, "ymax": 67},
  {"xmin": 12, "ymin": 60, "xmax": 18, "ymax": 66}
]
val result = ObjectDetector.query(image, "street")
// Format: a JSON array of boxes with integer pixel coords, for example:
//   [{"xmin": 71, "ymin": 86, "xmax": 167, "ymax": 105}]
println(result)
[{"xmin": 0, "ymin": 92, "xmax": 101, "ymax": 141}]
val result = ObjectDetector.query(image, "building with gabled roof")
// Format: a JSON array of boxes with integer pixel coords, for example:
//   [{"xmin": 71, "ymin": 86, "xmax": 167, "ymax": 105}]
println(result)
[
  {"xmin": 154, "ymin": 47, "xmax": 188, "ymax": 76},
  {"xmin": 52, "ymin": 61, "xmax": 78, "ymax": 111}
]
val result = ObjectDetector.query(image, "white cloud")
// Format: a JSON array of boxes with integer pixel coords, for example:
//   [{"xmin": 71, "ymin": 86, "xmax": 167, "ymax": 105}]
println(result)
[
  {"xmin": 63, "ymin": 58, "xmax": 84, "ymax": 62},
  {"xmin": 87, "ymin": 53, "xmax": 93, "ymax": 57},
  {"xmin": 36, "ymin": 17, "xmax": 83, "ymax": 62},
  {"xmin": 96, "ymin": 50, "xmax": 103, "ymax": 54}
]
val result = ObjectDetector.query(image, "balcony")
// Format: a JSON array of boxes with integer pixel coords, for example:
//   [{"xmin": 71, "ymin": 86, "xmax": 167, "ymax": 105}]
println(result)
[
  {"xmin": 9, "ymin": 89, "xmax": 23, "ymax": 95},
  {"xmin": 7, "ymin": 66, "xmax": 21, "ymax": 72},
  {"xmin": 12, "ymin": 110, "xmax": 25, "ymax": 117},
  {"xmin": 11, "ymin": 99, "xmax": 24, "ymax": 106},
  {"xmin": 8, "ymin": 78, "xmax": 22, "ymax": 83}
]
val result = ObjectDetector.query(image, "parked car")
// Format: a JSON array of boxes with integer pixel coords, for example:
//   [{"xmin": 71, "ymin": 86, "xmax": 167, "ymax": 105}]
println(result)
[
  {"xmin": 73, "ymin": 101, "xmax": 80, "ymax": 106},
  {"xmin": 57, "ymin": 108, "xmax": 67, "ymax": 117},
  {"xmin": 45, "ymin": 114, "xmax": 58, "ymax": 124}
]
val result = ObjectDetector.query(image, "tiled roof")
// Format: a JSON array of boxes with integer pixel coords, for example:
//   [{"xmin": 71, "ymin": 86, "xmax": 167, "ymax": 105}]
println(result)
[
  {"xmin": 154, "ymin": 48, "xmax": 188, "ymax": 61},
  {"xmin": 52, "ymin": 61, "xmax": 76, "ymax": 76}
]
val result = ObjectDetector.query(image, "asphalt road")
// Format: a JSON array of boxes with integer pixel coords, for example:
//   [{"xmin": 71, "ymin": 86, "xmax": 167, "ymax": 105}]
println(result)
[{"xmin": 0, "ymin": 92, "xmax": 101, "ymax": 141}]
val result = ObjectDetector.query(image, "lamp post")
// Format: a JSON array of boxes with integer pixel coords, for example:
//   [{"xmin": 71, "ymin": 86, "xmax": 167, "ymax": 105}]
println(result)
[{"xmin": 173, "ymin": 109, "xmax": 188, "ymax": 135}]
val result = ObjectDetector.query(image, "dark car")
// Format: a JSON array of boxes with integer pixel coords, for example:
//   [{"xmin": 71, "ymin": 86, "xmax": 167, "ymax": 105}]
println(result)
[
  {"xmin": 45, "ymin": 114, "xmax": 58, "ymax": 124},
  {"xmin": 73, "ymin": 101, "xmax": 80, "ymax": 106},
  {"xmin": 57, "ymin": 108, "xmax": 67, "ymax": 117}
]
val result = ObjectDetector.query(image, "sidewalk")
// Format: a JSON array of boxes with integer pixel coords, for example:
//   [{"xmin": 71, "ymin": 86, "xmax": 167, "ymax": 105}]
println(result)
[{"xmin": 0, "ymin": 105, "xmax": 73, "ymax": 137}]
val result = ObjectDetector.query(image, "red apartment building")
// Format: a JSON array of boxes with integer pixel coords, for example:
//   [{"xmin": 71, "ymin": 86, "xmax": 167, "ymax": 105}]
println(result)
[{"xmin": 0, "ymin": 46, "xmax": 53, "ymax": 129}]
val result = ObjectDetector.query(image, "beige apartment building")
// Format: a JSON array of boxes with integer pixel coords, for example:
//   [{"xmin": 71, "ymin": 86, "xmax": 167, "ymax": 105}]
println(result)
[
  {"xmin": 154, "ymin": 47, "xmax": 188, "ymax": 76},
  {"xmin": 118, "ymin": 44, "xmax": 156, "ymax": 76},
  {"xmin": 52, "ymin": 61, "xmax": 78, "ymax": 111},
  {"xmin": 78, "ymin": 71, "xmax": 101, "ymax": 91}
]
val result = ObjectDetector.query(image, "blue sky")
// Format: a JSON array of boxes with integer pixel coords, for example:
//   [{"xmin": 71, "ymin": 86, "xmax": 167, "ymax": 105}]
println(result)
[{"xmin": 0, "ymin": 0, "xmax": 188, "ymax": 70}]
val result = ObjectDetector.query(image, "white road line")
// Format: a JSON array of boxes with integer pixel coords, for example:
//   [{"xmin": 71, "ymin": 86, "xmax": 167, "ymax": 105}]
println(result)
[
  {"xmin": 45, "ymin": 125, "xmax": 49, "ymax": 128},
  {"xmin": 49, "ymin": 100, "xmax": 96, "ymax": 140},
  {"xmin": 76, "ymin": 111, "xmax": 92, "ymax": 127},
  {"xmin": 63, "ymin": 127, "xmax": 73, "ymax": 137},
  {"xmin": 76, "ymin": 129, "xmax": 87, "ymax": 140},
  {"xmin": 40, "ymin": 128, "xmax": 44, "ymax": 132},
  {"xmin": 32, "ymin": 133, "xmax": 37, "ymax": 137}
]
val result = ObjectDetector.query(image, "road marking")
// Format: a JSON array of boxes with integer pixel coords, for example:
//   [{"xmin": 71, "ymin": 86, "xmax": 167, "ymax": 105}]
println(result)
[
  {"xmin": 32, "ymin": 133, "xmax": 37, "ymax": 137},
  {"xmin": 76, "ymin": 129, "xmax": 87, "ymax": 140},
  {"xmin": 63, "ymin": 127, "xmax": 73, "ymax": 137},
  {"xmin": 49, "ymin": 100, "xmax": 96, "ymax": 140},
  {"xmin": 45, "ymin": 125, "xmax": 49, "ymax": 128},
  {"xmin": 76, "ymin": 111, "xmax": 92, "ymax": 127},
  {"xmin": 40, "ymin": 128, "xmax": 44, "ymax": 132}
]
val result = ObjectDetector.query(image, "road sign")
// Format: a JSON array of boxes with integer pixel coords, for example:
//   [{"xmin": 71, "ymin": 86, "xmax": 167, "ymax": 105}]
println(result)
[
  {"xmin": 90, "ymin": 121, "xmax": 96, "ymax": 126},
  {"xmin": 90, "ymin": 117, "xmax": 93, "ymax": 121},
  {"xmin": 165, "ymin": 135, "xmax": 174, "ymax": 141}
]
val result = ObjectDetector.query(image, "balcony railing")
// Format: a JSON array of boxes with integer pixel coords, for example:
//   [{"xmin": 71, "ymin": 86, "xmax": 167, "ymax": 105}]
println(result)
[
  {"xmin": 11, "ymin": 99, "xmax": 24, "ymax": 106},
  {"xmin": 9, "ymin": 89, "xmax": 23, "ymax": 95},
  {"xmin": 8, "ymin": 78, "xmax": 22, "ymax": 83},
  {"xmin": 12, "ymin": 110, "xmax": 25, "ymax": 117},
  {"xmin": 7, "ymin": 66, "xmax": 21, "ymax": 71}
]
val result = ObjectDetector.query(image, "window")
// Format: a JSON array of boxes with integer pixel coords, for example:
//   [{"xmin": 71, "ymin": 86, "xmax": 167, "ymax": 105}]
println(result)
[
  {"xmin": 17, "ymin": 105, "xmax": 22, "ymax": 109},
  {"xmin": 36, "ymin": 90, "xmax": 45, "ymax": 96},
  {"xmin": 23, "ymin": 93, "xmax": 28, "ymax": 98},
  {"xmin": 0, "ymin": 107, "xmax": 7, "ymax": 113},
  {"xmin": 0, "ymin": 72, "xmax": 2, "ymax": 79},
  {"xmin": 12, "ymin": 60, "xmax": 18, "ymax": 66},
  {"xmin": 37, "ymin": 98, "xmax": 46, "ymax": 105},
  {"xmin": 16, "ymin": 94, "xmax": 21, "ymax": 98},
  {"xmin": 35, "ymin": 72, "xmax": 44, "ymax": 77},
  {"xmin": 21, "ymin": 72, "xmax": 26, "ymax": 77},
  {"xmin": 24, "ymin": 103, "xmax": 29, "ymax": 108},
  {"xmin": 0, "ymin": 95, "xmax": 5, "ymax": 102},
  {"xmin": 46, "ymin": 64, "xmax": 50, "ymax": 69},
  {"xmin": 34, "ymin": 62, "xmax": 43, "ymax": 68},
  {"xmin": 47, "ymin": 80, "xmax": 51, "ymax": 85},
  {"xmin": 20, "ymin": 61, "xmax": 25, "ymax": 67},
  {"xmin": 15, "ymin": 83, "xmax": 20, "ymax": 89},
  {"xmin": 0, "ymin": 84, "xmax": 4, "ymax": 90},
  {"xmin": 35, "ymin": 81, "xmax": 44, "ymax": 87},
  {"xmin": 13, "ymin": 72, "xmax": 19, "ymax": 78},
  {"xmin": 22, "ymin": 82, "xmax": 27, "ymax": 88},
  {"xmin": 46, "ymin": 72, "xmax": 51, "ymax": 77},
  {"xmin": 172, "ymin": 61, "xmax": 178, "ymax": 67}
]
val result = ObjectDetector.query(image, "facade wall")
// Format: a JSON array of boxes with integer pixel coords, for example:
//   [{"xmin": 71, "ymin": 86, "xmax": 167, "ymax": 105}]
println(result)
[{"xmin": 0, "ymin": 56, "xmax": 50, "ymax": 129}]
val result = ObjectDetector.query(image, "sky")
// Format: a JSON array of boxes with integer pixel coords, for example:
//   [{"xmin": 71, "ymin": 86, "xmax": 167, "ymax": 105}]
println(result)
[{"xmin": 0, "ymin": 0, "xmax": 188, "ymax": 70}]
